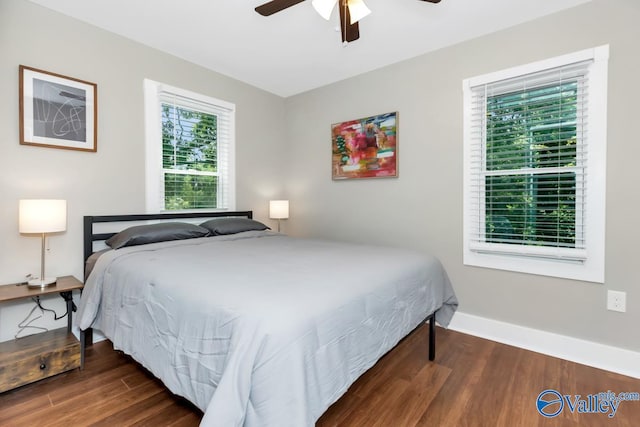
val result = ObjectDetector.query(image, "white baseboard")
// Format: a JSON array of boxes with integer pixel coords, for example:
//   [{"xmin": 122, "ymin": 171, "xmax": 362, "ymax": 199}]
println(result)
[
  {"xmin": 447, "ymin": 312, "xmax": 640, "ymax": 379},
  {"xmin": 72, "ymin": 326, "xmax": 107, "ymax": 344}
]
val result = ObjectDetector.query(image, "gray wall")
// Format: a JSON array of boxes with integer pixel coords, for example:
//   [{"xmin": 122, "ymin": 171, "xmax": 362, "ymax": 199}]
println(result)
[
  {"xmin": 0, "ymin": 0, "xmax": 287, "ymax": 341},
  {"xmin": 284, "ymin": 0, "xmax": 640, "ymax": 351}
]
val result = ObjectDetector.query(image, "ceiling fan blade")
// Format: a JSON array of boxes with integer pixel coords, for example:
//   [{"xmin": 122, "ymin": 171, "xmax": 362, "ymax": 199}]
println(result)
[
  {"xmin": 255, "ymin": 0, "xmax": 306, "ymax": 16},
  {"xmin": 420, "ymin": 0, "xmax": 442, "ymax": 3},
  {"xmin": 338, "ymin": 0, "xmax": 360, "ymax": 43}
]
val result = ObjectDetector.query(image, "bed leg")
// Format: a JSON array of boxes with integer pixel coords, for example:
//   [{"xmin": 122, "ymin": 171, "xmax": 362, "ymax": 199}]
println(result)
[
  {"xmin": 80, "ymin": 329, "xmax": 86, "ymax": 370},
  {"xmin": 80, "ymin": 328, "xmax": 93, "ymax": 370},
  {"xmin": 428, "ymin": 314, "xmax": 436, "ymax": 361}
]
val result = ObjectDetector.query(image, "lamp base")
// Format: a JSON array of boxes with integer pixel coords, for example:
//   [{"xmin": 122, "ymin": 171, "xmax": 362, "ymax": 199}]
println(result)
[{"xmin": 27, "ymin": 277, "xmax": 57, "ymax": 288}]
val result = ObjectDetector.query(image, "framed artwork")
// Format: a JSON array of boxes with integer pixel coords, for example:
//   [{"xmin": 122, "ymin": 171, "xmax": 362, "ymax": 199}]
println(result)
[
  {"xmin": 332, "ymin": 111, "xmax": 397, "ymax": 180},
  {"xmin": 19, "ymin": 65, "xmax": 97, "ymax": 152}
]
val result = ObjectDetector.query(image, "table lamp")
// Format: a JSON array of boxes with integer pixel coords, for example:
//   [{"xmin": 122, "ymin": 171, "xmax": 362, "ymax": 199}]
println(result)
[
  {"xmin": 19, "ymin": 199, "xmax": 67, "ymax": 288},
  {"xmin": 269, "ymin": 200, "xmax": 289, "ymax": 233}
]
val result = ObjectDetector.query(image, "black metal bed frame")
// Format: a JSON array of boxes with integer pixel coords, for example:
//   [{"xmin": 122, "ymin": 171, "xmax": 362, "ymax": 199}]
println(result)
[
  {"xmin": 80, "ymin": 210, "xmax": 436, "ymax": 369},
  {"xmin": 83, "ymin": 210, "xmax": 254, "ymax": 266}
]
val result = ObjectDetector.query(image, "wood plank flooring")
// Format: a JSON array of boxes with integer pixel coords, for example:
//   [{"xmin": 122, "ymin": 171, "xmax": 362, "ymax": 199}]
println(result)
[{"xmin": 1, "ymin": 326, "xmax": 638, "ymax": 426}]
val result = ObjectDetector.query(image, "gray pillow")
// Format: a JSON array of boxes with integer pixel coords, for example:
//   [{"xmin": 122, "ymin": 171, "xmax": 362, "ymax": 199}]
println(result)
[
  {"xmin": 200, "ymin": 217, "xmax": 270, "ymax": 235},
  {"xmin": 105, "ymin": 222, "xmax": 210, "ymax": 249}
]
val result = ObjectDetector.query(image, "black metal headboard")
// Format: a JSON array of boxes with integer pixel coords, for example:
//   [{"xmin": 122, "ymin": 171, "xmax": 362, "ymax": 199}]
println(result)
[{"xmin": 83, "ymin": 211, "xmax": 253, "ymax": 264}]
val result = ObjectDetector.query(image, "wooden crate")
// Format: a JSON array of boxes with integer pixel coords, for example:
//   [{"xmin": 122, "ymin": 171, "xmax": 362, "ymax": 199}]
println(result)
[{"xmin": 0, "ymin": 327, "xmax": 80, "ymax": 392}]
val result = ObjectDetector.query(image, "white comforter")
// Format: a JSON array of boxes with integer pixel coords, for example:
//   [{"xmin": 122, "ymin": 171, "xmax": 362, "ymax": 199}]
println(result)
[{"xmin": 77, "ymin": 231, "xmax": 457, "ymax": 426}]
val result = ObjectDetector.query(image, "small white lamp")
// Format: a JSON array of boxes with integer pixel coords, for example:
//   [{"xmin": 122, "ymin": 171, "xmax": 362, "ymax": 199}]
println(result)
[
  {"xmin": 269, "ymin": 200, "xmax": 289, "ymax": 233},
  {"xmin": 19, "ymin": 199, "xmax": 67, "ymax": 288}
]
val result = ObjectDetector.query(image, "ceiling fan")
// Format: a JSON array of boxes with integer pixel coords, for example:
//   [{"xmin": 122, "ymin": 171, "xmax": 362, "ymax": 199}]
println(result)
[{"xmin": 255, "ymin": 0, "xmax": 442, "ymax": 44}]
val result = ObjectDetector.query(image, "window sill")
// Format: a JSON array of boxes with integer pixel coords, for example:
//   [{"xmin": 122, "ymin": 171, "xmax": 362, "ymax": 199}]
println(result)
[{"xmin": 463, "ymin": 249, "xmax": 604, "ymax": 283}]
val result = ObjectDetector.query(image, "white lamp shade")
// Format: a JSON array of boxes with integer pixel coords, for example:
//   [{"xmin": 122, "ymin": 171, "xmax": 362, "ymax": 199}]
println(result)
[
  {"xmin": 269, "ymin": 200, "xmax": 289, "ymax": 220},
  {"xmin": 19, "ymin": 199, "xmax": 67, "ymax": 233},
  {"xmin": 348, "ymin": 0, "xmax": 371, "ymax": 24},
  {"xmin": 312, "ymin": 0, "xmax": 338, "ymax": 20}
]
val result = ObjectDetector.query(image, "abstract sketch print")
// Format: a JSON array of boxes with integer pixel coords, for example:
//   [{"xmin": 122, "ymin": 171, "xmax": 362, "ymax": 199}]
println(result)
[{"xmin": 32, "ymin": 78, "xmax": 87, "ymax": 142}]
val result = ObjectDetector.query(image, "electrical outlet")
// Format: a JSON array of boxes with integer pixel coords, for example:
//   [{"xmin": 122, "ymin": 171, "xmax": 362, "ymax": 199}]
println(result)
[{"xmin": 607, "ymin": 290, "xmax": 626, "ymax": 313}]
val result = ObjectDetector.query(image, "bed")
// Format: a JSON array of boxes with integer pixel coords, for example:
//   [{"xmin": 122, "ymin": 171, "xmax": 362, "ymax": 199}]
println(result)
[{"xmin": 77, "ymin": 211, "xmax": 458, "ymax": 427}]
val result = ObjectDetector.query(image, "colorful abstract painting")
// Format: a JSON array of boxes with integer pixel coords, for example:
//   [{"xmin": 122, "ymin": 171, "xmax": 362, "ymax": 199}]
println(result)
[{"xmin": 332, "ymin": 112, "xmax": 397, "ymax": 180}]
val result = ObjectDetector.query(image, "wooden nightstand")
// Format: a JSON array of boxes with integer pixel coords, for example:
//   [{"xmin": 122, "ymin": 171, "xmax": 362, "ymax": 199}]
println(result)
[{"xmin": 0, "ymin": 275, "xmax": 83, "ymax": 393}]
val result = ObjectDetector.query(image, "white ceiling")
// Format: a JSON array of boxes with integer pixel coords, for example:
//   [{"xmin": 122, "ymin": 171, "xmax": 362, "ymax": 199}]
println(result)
[{"xmin": 28, "ymin": 0, "xmax": 591, "ymax": 97}]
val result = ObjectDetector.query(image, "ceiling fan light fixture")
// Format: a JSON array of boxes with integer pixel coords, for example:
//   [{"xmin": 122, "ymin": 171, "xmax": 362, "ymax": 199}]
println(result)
[
  {"xmin": 256, "ymin": 0, "xmax": 442, "ymax": 45},
  {"xmin": 347, "ymin": 0, "xmax": 371, "ymax": 24},
  {"xmin": 312, "ymin": 0, "xmax": 338, "ymax": 20}
]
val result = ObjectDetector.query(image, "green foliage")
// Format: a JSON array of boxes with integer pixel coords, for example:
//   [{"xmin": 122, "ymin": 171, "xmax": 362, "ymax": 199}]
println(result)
[
  {"xmin": 485, "ymin": 82, "xmax": 579, "ymax": 247},
  {"xmin": 162, "ymin": 104, "xmax": 218, "ymax": 210},
  {"xmin": 164, "ymin": 174, "xmax": 218, "ymax": 210}
]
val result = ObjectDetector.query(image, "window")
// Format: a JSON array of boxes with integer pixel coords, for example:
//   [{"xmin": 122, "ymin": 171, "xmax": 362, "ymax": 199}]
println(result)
[
  {"xmin": 144, "ymin": 80, "xmax": 235, "ymax": 212},
  {"xmin": 463, "ymin": 46, "xmax": 608, "ymax": 282}
]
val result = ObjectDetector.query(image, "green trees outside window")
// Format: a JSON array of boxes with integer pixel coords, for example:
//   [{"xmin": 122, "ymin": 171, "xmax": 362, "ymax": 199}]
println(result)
[
  {"xmin": 484, "ymin": 81, "xmax": 581, "ymax": 248},
  {"xmin": 162, "ymin": 104, "xmax": 218, "ymax": 210}
]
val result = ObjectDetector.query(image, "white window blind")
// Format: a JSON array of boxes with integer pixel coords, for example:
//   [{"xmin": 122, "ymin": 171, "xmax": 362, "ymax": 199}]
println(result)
[
  {"xmin": 468, "ymin": 61, "xmax": 590, "ymax": 260},
  {"xmin": 144, "ymin": 80, "xmax": 235, "ymax": 212},
  {"xmin": 463, "ymin": 46, "xmax": 608, "ymax": 282}
]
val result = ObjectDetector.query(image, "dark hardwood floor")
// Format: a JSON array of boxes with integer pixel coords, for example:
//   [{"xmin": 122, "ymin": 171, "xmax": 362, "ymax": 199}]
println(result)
[{"xmin": 1, "ymin": 326, "xmax": 638, "ymax": 426}]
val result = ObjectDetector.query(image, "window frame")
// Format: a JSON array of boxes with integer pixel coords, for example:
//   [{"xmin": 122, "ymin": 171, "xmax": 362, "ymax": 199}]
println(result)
[
  {"xmin": 143, "ymin": 79, "xmax": 236, "ymax": 213},
  {"xmin": 462, "ymin": 46, "xmax": 609, "ymax": 283}
]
